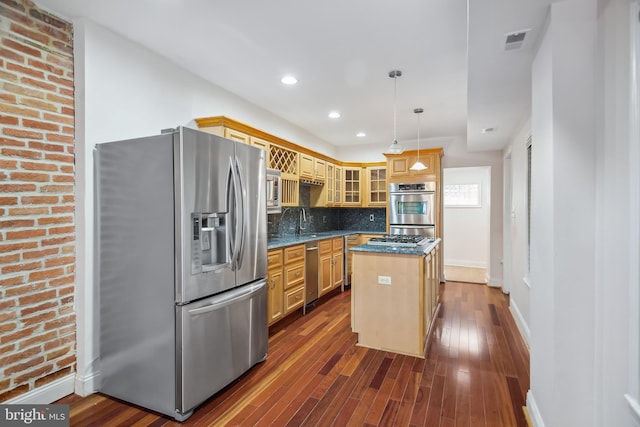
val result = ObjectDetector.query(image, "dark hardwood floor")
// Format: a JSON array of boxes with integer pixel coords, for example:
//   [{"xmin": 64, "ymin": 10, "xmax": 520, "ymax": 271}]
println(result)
[{"xmin": 57, "ymin": 281, "xmax": 530, "ymax": 426}]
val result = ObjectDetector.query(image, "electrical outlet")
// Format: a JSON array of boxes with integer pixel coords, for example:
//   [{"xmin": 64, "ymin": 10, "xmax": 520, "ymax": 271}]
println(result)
[
  {"xmin": 369, "ymin": 214, "xmax": 375, "ymax": 222},
  {"xmin": 323, "ymin": 216, "xmax": 327, "ymax": 223},
  {"xmin": 378, "ymin": 276, "xmax": 391, "ymax": 285}
]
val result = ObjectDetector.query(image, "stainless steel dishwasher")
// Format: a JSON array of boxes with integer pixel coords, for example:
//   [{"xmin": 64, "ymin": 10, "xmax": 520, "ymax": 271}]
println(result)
[{"xmin": 305, "ymin": 241, "xmax": 319, "ymax": 311}]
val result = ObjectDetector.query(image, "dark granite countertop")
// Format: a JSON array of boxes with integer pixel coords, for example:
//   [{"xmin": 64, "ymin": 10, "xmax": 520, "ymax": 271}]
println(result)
[
  {"xmin": 349, "ymin": 238, "xmax": 441, "ymax": 256},
  {"xmin": 267, "ymin": 230, "xmax": 385, "ymax": 250}
]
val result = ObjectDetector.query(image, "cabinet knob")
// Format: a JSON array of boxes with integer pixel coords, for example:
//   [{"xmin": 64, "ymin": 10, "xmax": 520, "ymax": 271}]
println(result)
[
  {"xmin": 295, "ymin": 271, "xmax": 301, "ymax": 276},
  {"xmin": 295, "ymin": 295, "xmax": 301, "ymax": 300}
]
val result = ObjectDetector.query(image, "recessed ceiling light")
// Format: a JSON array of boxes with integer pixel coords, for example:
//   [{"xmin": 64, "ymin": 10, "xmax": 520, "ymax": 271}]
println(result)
[
  {"xmin": 281, "ymin": 75, "xmax": 298, "ymax": 85},
  {"xmin": 482, "ymin": 127, "xmax": 497, "ymax": 134},
  {"xmin": 356, "ymin": 132, "xmax": 366, "ymax": 137},
  {"xmin": 328, "ymin": 111, "xmax": 341, "ymax": 119}
]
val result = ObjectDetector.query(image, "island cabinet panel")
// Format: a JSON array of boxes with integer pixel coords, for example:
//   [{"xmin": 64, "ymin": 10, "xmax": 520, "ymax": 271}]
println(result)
[{"xmin": 351, "ymin": 240, "xmax": 441, "ymax": 358}]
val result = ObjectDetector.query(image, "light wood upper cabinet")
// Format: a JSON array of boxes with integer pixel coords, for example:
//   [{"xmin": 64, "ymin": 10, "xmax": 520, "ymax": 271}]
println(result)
[
  {"xmin": 300, "ymin": 153, "xmax": 314, "ymax": 179},
  {"xmin": 387, "ymin": 152, "xmax": 437, "ymax": 180},
  {"xmin": 388, "ymin": 157, "xmax": 409, "ymax": 177},
  {"xmin": 300, "ymin": 153, "xmax": 326, "ymax": 182},
  {"xmin": 343, "ymin": 167, "xmax": 362, "ymax": 206},
  {"xmin": 250, "ymin": 136, "xmax": 269, "ymax": 152},
  {"xmin": 365, "ymin": 166, "xmax": 387, "ymax": 207},
  {"xmin": 224, "ymin": 128, "xmax": 251, "ymax": 144},
  {"xmin": 315, "ymin": 158, "xmax": 326, "ymax": 181},
  {"xmin": 334, "ymin": 166, "xmax": 343, "ymax": 206},
  {"xmin": 326, "ymin": 163, "xmax": 335, "ymax": 206}
]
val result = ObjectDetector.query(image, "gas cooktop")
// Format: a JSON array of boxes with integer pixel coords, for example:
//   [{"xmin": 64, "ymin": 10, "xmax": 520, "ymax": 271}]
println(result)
[{"xmin": 367, "ymin": 234, "xmax": 434, "ymax": 247}]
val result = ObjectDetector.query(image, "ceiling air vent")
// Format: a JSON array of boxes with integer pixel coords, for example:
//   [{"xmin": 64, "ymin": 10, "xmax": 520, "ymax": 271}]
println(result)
[{"xmin": 504, "ymin": 29, "xmax": 530, "ymax": 51}]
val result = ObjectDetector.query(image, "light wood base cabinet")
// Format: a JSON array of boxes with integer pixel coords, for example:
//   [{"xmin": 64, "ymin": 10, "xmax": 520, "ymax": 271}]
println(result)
[
  {"xmin": 268, "ymin": 244, "xmax": 307, "ymax": 324},
  {"xmin": 283, "ymin": 244, "xmax": 305, "ymax": 314},
  {"xmin": 267, "ymin": 249, "xmax": 284, "ymax": 325},
  {"xmin": 319, "ymin": 237, "xmax": 344, "ymax": 296}
]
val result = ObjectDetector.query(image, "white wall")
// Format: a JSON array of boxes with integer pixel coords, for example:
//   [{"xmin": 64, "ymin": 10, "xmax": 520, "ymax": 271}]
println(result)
[
  {"xmin": 526, "ymin": 0, "xmax": 639, "ymax": 426},
  {"xmin": 442, "ymin": 138, "xmax": 504, "ymax": 287},
  {"xmin": 595, "ymin": 0, "xmax": 637, "ymax": 424},
  {"xmin": 529, "ymin": 2, "xmax": 598, "ymax": 425},
  {"xmin": 502, "ymin": 118, "xmax": 532, "ymax": 342},
  {"xmin": 442, "ymin": 166, "xmax": 491, "ymax": 270}
]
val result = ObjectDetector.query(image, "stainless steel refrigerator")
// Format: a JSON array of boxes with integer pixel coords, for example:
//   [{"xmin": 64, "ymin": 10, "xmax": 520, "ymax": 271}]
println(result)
[{"xmin": 94, "ymin": 126, "xmax": 268, "ymax": 421}]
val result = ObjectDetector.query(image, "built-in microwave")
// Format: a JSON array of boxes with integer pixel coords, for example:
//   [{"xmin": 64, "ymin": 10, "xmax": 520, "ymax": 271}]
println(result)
[{"xmin": 266, "ymin": 168, "xmax": 281, "ymax": 214}]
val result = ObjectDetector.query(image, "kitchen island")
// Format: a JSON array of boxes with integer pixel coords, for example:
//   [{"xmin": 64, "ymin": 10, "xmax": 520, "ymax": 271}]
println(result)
[{"xmin": 350, "ymin": 238, "xmax": 441, "ymax": 358}]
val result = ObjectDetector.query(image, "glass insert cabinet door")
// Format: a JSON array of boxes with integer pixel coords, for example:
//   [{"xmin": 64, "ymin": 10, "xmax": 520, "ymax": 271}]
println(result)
[
  {"xmin": 344, "ymin": 168, "xmax": 361, "ymax": 204},
  {"xmin": 367, "ymin": 168, "xmax": 387, "ymax": 205}
]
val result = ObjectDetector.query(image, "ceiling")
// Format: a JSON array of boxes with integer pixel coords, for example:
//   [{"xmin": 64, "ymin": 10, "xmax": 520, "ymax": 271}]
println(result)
[{"xmin": 34, "ymin": 0, "xmax": 551, "ymax": 152}]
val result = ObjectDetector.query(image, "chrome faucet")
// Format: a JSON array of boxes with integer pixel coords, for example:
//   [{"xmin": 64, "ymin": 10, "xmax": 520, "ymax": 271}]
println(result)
[{"xmin": 298, "ymin": 208, "xmax": 308, "ymax": 235}]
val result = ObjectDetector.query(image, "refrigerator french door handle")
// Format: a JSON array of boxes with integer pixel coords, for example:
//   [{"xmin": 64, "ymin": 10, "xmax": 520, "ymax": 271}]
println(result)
[
  {"xmin": 187, "ymin": 280, "xmax": 266, "ymax": 316},
  {"xmin": 234, "ymin": 156, "xmax": 246, "ymax": 269},
  {"xmin": 230, "ymin": 156, "xmax": 242, "ymax": 270},
  {"xmin": 227, "ymin": 157, "xmax": 238, "ymax": 270}
]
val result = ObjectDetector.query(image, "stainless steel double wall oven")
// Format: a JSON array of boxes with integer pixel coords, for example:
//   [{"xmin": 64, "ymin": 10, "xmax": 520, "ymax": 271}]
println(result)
[{"xmin": 388, "ymin": 182, "xmax": 436, "ymax": 238}]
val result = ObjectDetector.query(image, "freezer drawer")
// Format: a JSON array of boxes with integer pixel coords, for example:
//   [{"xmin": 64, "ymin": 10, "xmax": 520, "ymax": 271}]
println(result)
[{"xmin": 177, "ymin": 280, "xmax": 267, "ymax": 417}]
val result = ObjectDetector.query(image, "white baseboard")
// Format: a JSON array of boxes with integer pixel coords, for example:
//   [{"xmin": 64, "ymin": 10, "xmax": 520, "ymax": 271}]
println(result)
[
  {"xmin": 509, "ymin": 298, "xmax": 531, "ymax": 346},
  {"xmin": 444, "ymin": 259, "xmax": 487, "ymax": 268},
  {"xmin": 74, "ymin": 371, "xmax": 100, "ymax": 397},
  {"xmin": 487, "ymin": 276, "xmax": 503, "ymax": 288},
  {"xmin": 6, "ymin": 374, "xmax": 74, "ymax": 404},
  {"xmin": 527, "ymin": 390, "xmax": 546, "ymax": 427}
]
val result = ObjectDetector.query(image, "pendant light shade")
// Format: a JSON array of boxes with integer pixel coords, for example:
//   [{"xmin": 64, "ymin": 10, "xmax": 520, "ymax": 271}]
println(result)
[
  {"xmin": 410, "ymin": 107, "xmax": 427, "ymax": 171},
  {"xmin": 385, "ymin": 70, "xmax": 404, "ymax": 154}
]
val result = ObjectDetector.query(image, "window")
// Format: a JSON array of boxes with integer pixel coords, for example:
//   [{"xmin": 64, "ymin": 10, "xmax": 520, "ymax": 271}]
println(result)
[{"xmin": 443, "ymin": 183, "xmax": 481, "ymax": 207}]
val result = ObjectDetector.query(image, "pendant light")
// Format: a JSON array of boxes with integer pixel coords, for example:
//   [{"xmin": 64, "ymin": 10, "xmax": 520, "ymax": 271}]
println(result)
[
  {"xmin": 385, "ymin": 70, "xmax": 404, "ymax": 154},
  {"xmin": 410, "ymin": 107, "xmax": 427, "ymax": 170}
]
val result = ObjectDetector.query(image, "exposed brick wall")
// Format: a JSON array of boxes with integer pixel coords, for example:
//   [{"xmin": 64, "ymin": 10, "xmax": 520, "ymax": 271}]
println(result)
[{"xmin": 0, "ymin": 0, "xmax": 75, "ymax": 401}]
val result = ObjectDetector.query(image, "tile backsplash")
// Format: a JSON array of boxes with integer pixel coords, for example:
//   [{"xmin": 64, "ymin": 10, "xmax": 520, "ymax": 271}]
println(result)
[
  {"xmin": 267, "ymin": 207, "xmax": 386, "ymax": 236},
  {"xmin": 267, "ymin": 185, "xmax": 386, "ymax": 236}
]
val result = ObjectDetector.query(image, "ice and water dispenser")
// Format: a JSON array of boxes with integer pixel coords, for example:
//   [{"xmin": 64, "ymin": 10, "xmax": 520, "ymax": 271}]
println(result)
[{"xmin": 191, "ymin": 212, "xmax": 229, "ymax": 274}]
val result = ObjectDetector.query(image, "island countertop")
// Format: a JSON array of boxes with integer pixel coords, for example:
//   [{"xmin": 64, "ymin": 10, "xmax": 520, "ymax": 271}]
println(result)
[{"xmin": 349, "ymin": 238, "xmax": 441, "ymax": 256}]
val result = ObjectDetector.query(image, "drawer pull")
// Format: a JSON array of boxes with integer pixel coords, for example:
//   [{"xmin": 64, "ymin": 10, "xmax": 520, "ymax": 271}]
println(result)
[
  {"xmin": 295, "ymin": 295, "xmax": 301, "ymax": 300},
  {"xmin": 295, "ymin": 271, "xmax": 301, "ymax": 276}
]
